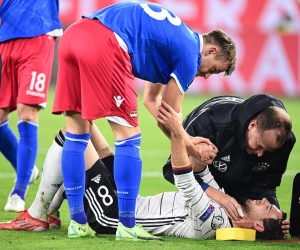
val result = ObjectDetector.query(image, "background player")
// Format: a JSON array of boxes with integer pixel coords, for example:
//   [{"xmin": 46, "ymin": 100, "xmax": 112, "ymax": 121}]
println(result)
[
  {"xmin": 0, "ymin": 103, "xmax": 286, "ymax": 241},
  {"xmin": 52, "ymin": 1, "xmax": 235, "ymax": 239},
  {"xmin": 0, "ymin": 0, "xmax": 63, "ymax": 212}
]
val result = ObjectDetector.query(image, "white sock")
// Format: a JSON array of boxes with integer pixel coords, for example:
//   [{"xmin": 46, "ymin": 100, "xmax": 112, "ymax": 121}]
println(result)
[
  {"xmin": 28, "ymin": 140, "xmax": 63, "ymax": 219},
  {"xmin": 47, "ymin": 184, "xmax": 65, "ymax": 215}
]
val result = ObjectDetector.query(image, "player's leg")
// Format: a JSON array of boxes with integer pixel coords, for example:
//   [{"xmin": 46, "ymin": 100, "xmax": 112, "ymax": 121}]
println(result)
[
  {"xmin": 9, "ymin": 104, "xmax": 39, "ymax": 204},
  {"xmin": 66, "ymin": 130, "xmax": 107, "ymax": 237},
  {"xmin": 47, "ymin": 184, "xmax": 64, "ymax": 229},
  {"xmin": 47, "ymin": 125, "xmax": 116, "ymax": 231},
  {"xmin": 62, "ymin": 112, "xmax": 92, "ymax": 232},
  {"xmin": 28, "ymin": 132, "xmax": 65, "ymax": 220},
  {"xmin": 0, "ymin": 110, "xmax": 18, "ymax": 174},
  {"xmin": 109, "ymin": 122, "xmax": 142, "ymax": 227},
  {"xmin": 51, "ymin": 19, "xmax": 96, "ymax": 237},
  {"xmin": 42, "ymin": 129, "xmax": 106, "ymax": 235},
  {"xmin": 0, "ymin": 42, "xmax": 19, "ymax": 180},
  {"xmin": 83, "ymin": 157, "xmax": 119, "ymax": 235},
  {"xmin": 0, "ymin": 130, "xmax": 65, "ymax": 231},
  {"xmin": 4, "ymin": 35, "xmax": 55, "ymax": 211},
  {"xmin": 62, "ymin": 121, "xmax": 96, "ymax": 238},
  {"xmin": 107, "ymin": 106, "xmax": 162, "ymax": 241}
]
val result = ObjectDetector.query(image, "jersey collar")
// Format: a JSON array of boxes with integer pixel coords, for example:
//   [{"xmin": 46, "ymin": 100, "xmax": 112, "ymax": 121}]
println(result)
[{"xmin": 198, "ymin": 34, "xmax": 203, "ymax": 53}]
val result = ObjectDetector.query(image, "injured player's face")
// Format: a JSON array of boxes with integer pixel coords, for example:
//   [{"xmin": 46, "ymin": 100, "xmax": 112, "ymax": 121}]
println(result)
[{"xmin": 242, "ymin": 198, "xmax": 282, "ymax": 221}]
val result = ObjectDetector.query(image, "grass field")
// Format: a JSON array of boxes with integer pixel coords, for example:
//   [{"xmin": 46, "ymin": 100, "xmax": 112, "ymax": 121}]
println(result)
[{"xmin": 0, "ymin": 88, "xmax": 299, "ymax": 249}]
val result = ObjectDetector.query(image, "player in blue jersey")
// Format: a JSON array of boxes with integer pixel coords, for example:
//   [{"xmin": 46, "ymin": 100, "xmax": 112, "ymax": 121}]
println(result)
[
  {"xmin": 0, "ymin": 0, "xmax": 62, "ymax": 212},
  {"xmin": 52, "ymin": 0, "xmax": 236, "ymax": 240}
]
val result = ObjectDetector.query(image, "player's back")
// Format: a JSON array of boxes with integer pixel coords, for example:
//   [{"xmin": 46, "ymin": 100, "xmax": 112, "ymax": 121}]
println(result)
[
  {"xmin": 84, "ymin": 1, "xmax": 201, "ymax": 91},
  {"xmin": 0, "ymin": 0, "xmax": 62, "ymax": 42}
]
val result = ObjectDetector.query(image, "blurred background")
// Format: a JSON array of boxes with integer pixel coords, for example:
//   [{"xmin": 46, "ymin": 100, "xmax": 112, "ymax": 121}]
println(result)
[
  {"xmin": 51, "ymin": 0, "xmax": 300, "ymax": 97},
  {"xmin": 1, "ymin": 3, "xmax": 300, "ymax": 245}
]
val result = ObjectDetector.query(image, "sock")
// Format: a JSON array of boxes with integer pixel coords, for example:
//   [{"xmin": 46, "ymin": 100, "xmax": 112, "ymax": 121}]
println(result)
[
  {"xmin": 114, "ymin": 134, "xmax": 142, "ymax": 228},
  {"xmin": 28, "ymin": 139, "xmax": 64, "ymax": 219},
  {"xmin": 0, "ymin": 120, "xmax": 18, "ymax": 171},
  {"xmin": 47, "ymin": 184, "xmax": 65, "ymax": 215},
  {"xmin": 68, "ymin": 195, "xmax": 86, "ymax": 225},
  {"xmin": 62, "ymin": 132, "xmax": 90, "ymax": 225},
  {"xmin": 11, "ymin": 120, "xmax": 38, "ymax": 200}
]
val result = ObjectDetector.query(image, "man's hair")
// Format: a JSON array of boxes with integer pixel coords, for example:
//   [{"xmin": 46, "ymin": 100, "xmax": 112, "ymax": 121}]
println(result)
[
  {"xmin": 256, "ymin": 212, "xmax": 287, "ymax": 240},
  {"xmin": 202, "ymin": 29, "xmax": 237, "ymax": 76},
  {"xmin": 255, "ymin": 106, "xmax": 292, "ymax": 146}
]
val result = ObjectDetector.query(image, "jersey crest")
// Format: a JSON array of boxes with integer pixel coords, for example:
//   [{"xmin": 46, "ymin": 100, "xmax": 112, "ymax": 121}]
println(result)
[{"xmin": 211, "ymin": 215, "xmax": 224, "ymax": 230}]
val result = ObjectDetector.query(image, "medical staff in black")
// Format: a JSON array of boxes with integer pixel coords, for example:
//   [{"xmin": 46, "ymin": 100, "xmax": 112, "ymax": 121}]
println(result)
[{"xmin": 163, "ymin": 94, "xmax": 295, "ymax": 208}]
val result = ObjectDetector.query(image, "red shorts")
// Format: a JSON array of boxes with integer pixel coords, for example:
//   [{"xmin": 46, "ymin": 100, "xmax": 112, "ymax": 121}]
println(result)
[
  {"xmin": 0, "ymin": 35, "xmax": 55, "ymax": 112},
  {"xmin": 52, "ymin": 18, "xmax": 138, "ymax": 127}
]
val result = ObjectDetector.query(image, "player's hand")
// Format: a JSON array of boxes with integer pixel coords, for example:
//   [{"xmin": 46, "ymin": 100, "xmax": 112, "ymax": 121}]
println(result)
[
  {"xmin": 196, "ymin": 142, "xmax": 217, "ymax": 164},
  {"xmin": 281, "ymin": 210, "xmax": 290, "ymax": 235},
  {"xmin": 190, "ymin": 136, "xmax": 217, "ymax": 150},
  {"xmin": 217, "ymin": 194, "xmax": 244, "ymax": 221}
]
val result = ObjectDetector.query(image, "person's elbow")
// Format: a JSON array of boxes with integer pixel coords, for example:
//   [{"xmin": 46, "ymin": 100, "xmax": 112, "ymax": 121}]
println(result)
[{"xmin": 142, "ymin": 95, "xmax": 151, "ymax": 109}]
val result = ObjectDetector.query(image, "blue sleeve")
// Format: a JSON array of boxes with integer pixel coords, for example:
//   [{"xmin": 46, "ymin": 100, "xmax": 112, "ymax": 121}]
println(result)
[
  {"xmin": 171, "ymin": 54, "xmax": 199, "ymax": 93},
  {"xmin": 200, "ymin": 182, "xmax": 209, "ymax": 191}
]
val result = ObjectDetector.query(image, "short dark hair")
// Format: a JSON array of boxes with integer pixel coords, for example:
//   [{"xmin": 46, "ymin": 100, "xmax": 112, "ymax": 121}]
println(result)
[
  {"xmin": 256, "ymin": 106, "xmax": 292, "ymax": 146},
  {"xmin": 203, "ymin": 29, "xmax": 237, "ymax": 76},
  {"xmin": 256, "ymin": 212, "xmax": 287, "ymax": 241}
]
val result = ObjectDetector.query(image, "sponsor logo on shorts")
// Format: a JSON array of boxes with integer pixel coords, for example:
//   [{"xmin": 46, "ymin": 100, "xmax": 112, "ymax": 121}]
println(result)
[
  {"xmin": 130, "ymin": 109, "xmax": 138, "ymax": 118},
  {"xmin": 213, "ymin": 161, "xmax": 227, "ymax": 172},
  {"xmin": 211, "ymin": 215, "xmax": 224, "ymax": 230},
  {"xmin": 114, "ymin": 95, "xmax": 124, "ymax": 107},
  {"xmin": 252, "ymin": 162, "xmax": 270, "ymax": 172},
  {"xmin": 26, "ymin": 90, "xmax": 45, "ymax": 98},
  {"xmin": 199, "ymin": 204, "xmax": 215, "ymax": 222},
  {"xmin": 91, "ymin": 174, "xmax": 101, "ymax": 184}
]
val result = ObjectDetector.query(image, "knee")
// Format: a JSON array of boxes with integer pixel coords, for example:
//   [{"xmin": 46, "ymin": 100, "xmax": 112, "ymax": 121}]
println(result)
[
  {"xmin": 0, "ymin": 108, "xmax": 10, "ymax": 123},
  {"xmin": 17, "ymin": 104, "xmax": 40, "ymax": 123}
]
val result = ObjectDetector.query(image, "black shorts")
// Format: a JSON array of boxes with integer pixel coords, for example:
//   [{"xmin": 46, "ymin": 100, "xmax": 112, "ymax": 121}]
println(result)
[{"xmin": 84, "ymin": 159, "xmax": 119, "ymax": 234}]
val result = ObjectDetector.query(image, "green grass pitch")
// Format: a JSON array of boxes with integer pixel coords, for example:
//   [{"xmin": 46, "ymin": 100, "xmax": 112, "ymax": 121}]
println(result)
[{"xmin": 0, "ymin": 88, "xmax": 299, "ymax": 249}]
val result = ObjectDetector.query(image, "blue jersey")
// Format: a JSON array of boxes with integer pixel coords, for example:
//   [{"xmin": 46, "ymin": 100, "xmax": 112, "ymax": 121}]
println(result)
[
  {"xmin": 0, "ymin": 0, "xmax": 62, "ymax": 42},
  {"xmin": 84, "ymin": 1, "xmax": 202, "ymax": 93}
]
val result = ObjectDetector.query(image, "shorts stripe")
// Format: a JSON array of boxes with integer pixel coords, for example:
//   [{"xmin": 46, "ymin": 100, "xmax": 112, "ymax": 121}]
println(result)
[{"xmin": 85, "ymin": 188, "xmax": 118, "ymax": 228}]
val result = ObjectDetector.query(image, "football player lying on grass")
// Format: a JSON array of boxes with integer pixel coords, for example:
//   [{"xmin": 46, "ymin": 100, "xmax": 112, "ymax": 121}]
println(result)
[{"xmin": 0, "ymin": 104, "xmax": 287, "ymax": 240}]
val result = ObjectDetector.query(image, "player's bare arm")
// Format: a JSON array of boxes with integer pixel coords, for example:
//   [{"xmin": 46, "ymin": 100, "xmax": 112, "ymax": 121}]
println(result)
[
  {"xmin": 143, "ymin": 81, "xmax": 171, "ymax": 138},
  {"xmin": 143, "ymin": 81, "xmax": 164, "ymax": 118},
  {"xmin": 144, "ymin": 80, "xmax": 217, "ymax": 163},
  {"xmin": 205, "ymin": 187, "xmax": 244, "ymax": 221},
  {"xmin": 157, "ymin": 100, "xmax": 190, "ymax": 167}
]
